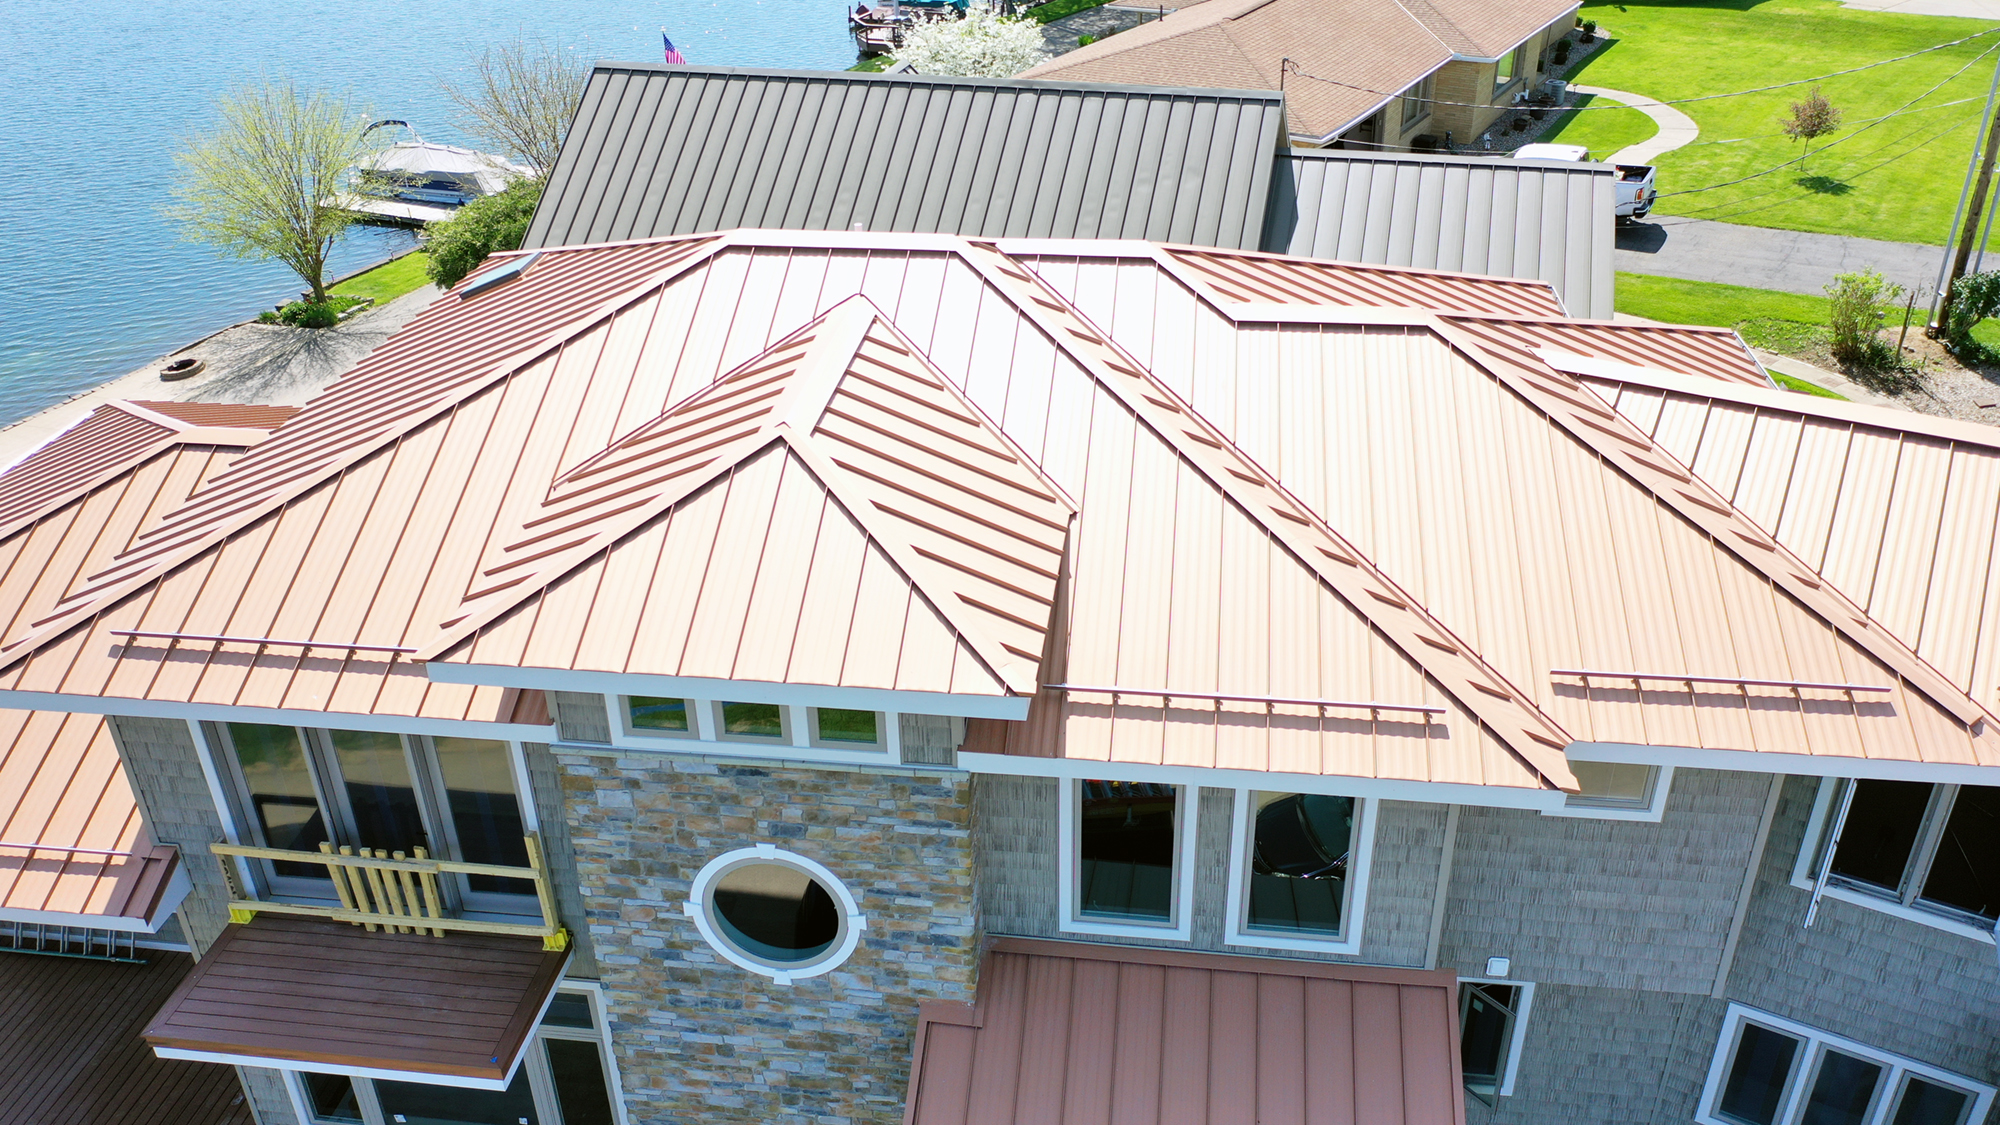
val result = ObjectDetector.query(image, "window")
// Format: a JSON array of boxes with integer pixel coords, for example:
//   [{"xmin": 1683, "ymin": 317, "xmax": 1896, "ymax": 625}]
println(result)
[
  {"xmin": 625, "ymin": 696, "xmax": 692, "ymax": 736},
  {"xmin": 1225, "ymin": 789, "xmax": 1375, "ymax": 952},
  {"xmin": 212, "ymin": 724, "xmax": 538, "ymax": 915},
  {"xmin": 1061, "ymin": 780, "xmax": 1196, "ymax": 939},
  {"xmin": 1698, "ymin": 1005, "xmax": 1992, "ymax": 1125},
  {"xmin": 1401, "ymin": 76, "xmax": 1435, "ymax": 130},
  {"xmin": 1813, "ymin": 779, "xmax": 1999, "ymax": 928},
  {"xmin": 1459, "ymin": 981, "xmax": 1533, "ymax": 1104},
  {"xmin": 809, "ymin": 708, "xmax": 882, "ymax": 748},
  {"xmin": 294, "ymin": 985, "xmax": 624, "ymax": 1125},
  {"xmin": 715, "ymin": 701, "xmax": 787, "ymax": 742},
  {"xmin": 1495, "ymin": 44, "xmax": 1527, "ymax": 89},
  {"xmin": 684, "ymin": 845, "xmax": 865, "ymax": 983}
]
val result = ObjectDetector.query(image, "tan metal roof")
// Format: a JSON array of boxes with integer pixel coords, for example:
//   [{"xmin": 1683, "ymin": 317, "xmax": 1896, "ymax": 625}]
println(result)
[
  {"xmin": 0, "ymin": 232, "xmax": 1992, "ymax": 786},
  {"xmin": 906, "ymin": 938, "xmax": 1466, "ymax": 1125},
  {"xmin": 0, "ymin": 401, "xmax": 291, "ymax": 925}
]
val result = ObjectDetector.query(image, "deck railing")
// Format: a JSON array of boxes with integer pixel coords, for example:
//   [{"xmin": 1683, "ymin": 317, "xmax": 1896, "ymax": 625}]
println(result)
[{"xmin": 211, "ymin": 834, "xmax": 569, "ymax": 952}]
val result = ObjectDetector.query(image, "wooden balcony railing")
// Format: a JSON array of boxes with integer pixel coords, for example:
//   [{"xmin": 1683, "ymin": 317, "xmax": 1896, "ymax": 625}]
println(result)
[{"xmin": 211, "ymin": 834, "xmax": 570, "ymax": 952}]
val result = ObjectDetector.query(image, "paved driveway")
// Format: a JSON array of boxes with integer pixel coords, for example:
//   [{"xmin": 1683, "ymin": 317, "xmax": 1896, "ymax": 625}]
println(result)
[{"xmin": 1615, "ymin": 217, "xmax": 1947, "ymax": 298}]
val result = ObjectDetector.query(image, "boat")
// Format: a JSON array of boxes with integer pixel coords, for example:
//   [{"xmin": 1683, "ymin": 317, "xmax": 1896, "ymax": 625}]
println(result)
[{"xmin": 340, "ymin": 121, "xmax": 533, "ymax": 226}]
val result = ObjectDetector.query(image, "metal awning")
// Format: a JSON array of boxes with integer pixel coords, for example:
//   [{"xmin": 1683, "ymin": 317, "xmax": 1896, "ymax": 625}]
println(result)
[
  {"xmin": 144, "ymin": 914, "xmax": 568, "ymax": 1090},
  {"xmin": 907, "ymin": 938, "xmax": 1467, "ymax": 1125}
]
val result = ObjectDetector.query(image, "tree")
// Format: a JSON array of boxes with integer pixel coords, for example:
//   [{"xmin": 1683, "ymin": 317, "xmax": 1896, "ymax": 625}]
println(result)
[
  {"xmin": 439, "ymin": 35, "xmax": 590, "ymax": 177},
  {"xmin": 891, "ymin": 4, "xmax": 1049, "ymax": 78},
  {"xmin": 168, "ymin": 80, "xmax": 373, "ymax": 304},
  {"xmin": 424, "ymin": 178, "xmax": 543, "ymax": 289},
  {"xmin": 1825, "ymin": 268, "xmax": 1901, "ymax": 368},
  {"xmin": 1780, "ymin": 86, "xmax": 1843, "ymax": 170}
]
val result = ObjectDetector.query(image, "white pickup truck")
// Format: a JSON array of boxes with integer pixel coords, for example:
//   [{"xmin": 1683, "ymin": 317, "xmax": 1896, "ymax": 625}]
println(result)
[{"xmin": 1513, "ymin": 143, "xmax": 1657, "ymax": 221}]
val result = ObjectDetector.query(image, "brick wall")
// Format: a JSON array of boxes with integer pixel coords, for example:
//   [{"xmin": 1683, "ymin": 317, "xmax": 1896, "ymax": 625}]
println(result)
[
  {"xmin": 1720, "ymin": 775, "xmax": 2000, "ymax": 1082},
  {"xmin": 558, "ymin": 751, "xmax": 977, "ymax": 1125},
  {"xmin": 1438, "ymin": 768, "xmax": 1770, "ymax": 993},
  {"xmin": 973, "ymin": 775, "xmax": 1448, "ymax": 966},
  {"xmin": 106, "ymin": 716, "xmax": 234, "ymax": 955}
]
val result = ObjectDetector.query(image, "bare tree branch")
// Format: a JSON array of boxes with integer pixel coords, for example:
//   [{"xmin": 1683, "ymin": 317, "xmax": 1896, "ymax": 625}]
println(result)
[
  {"xmin": 439, "ymin": 36, "xmax": 590, "ymax": 177},
  {"xmin": 167, "ymin": 80, "xmax": 374, "ymax": 304}
]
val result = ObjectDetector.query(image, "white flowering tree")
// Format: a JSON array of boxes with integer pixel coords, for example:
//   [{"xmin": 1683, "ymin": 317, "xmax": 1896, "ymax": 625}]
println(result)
[{"xmin": 891, "ymin": 3, "xmax": 1049, "ymax": 77}]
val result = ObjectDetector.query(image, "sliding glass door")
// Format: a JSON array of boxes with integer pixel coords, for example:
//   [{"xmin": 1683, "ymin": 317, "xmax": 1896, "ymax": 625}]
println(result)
[{"xmin": 214, "ymin": 724, "xmax": 538, "ymax": 916}]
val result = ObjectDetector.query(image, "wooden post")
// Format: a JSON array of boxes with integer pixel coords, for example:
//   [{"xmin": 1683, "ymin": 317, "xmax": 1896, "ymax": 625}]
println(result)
[
  {"xmin": 338, "ymin": 845, "xmax": 378, "ymax": 932},
  {"xmin": 392, "ymin": 851, "xmax": 423, "ymax": 935},
  {"xmin": 523, "ymin": 833, "xmax": 569, "ymax": 952},
  {"xmin": 414, "ymin": 846, "xmax": 445, "ymax": 937}
]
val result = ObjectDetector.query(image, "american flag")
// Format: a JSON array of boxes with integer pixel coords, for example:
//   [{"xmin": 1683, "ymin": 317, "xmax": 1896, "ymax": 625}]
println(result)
[{"xmin": 662, "ymin": 33, "xmax": 687, "ymax": 64}]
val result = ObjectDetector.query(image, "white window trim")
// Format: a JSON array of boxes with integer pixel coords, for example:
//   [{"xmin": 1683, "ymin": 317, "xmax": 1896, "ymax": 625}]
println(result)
[
  {"xmin": 1789, "ymin": 777, "xmax": 1999, "ymax": 947},
  {"xmin": 1696, "ymin": 1003, "xmax": 1994, "ymax": 1125},
  {"xmin": 1222, "ymin": 788, "xmax": 1375, "ymax": 955},
  {"xmin": 282, "ymin": 980, "xmax": 630, "ymax": 1124},
  {"xmin": 682, "ymin": 844, "xmax": 866, "ymax": 985},
  {"xmin": 606, "ymin": 695, "xmax": 904, "ymax": 767},
  {"xmin": 807, "ymin": 707, "xmax": 889, "ymax": 751},
  {"xmin": 1058, "ymin": 779, "xmax": 1199, "ymax": 942},
  {"xmin": 1542, "ymin": 764, "xmax": 1675, "ymax": 822},
  {"xmin": 1459, "ymin": 977, "xmax": 1535, "ymax": 1099}
]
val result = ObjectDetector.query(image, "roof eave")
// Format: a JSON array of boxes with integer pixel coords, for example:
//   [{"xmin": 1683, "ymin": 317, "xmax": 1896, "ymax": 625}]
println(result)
[{"xmin": 422, "ymin": 661, "xmax": 1032, "ymax": 721}]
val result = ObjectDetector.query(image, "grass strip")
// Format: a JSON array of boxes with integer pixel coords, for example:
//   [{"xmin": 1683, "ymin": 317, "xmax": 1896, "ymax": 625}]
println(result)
[
  {"xmin": 1771, "ymin": 371, "xmax": 1848, "ymax": 399},
  {"xmin": 331, "ymin": 251, "xmax": 432, "ymax": 305}
]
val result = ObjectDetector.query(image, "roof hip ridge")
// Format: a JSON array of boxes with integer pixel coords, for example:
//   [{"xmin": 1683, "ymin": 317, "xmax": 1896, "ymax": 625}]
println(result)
[
  {"xmin": 0, "ymin": 236, "xmax": 728, "ymax": 668},
  {"xmin": 961, "ymin": 240, "xmax": 1579, "ymax": 790},
  {"xmin": 1433, "ymin": 319, "xmax": 1994, "ymax": 731}
]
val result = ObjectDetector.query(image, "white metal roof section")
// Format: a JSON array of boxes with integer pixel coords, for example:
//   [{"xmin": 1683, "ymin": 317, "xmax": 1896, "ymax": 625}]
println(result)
[
  {"xmin": 1263, "ymin": 149, "xmax": 1615, "ymax": 320},
  {"xmin": 524, "ymin": 64, "xmax": 1288, "ymax": 252}
]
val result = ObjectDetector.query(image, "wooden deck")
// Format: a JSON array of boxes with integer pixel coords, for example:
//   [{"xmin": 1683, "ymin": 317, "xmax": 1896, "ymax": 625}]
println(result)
[
  {"xmin": 0, "ymin": 948, "xmax": 252, "ymax": 1125},
  {"xmin": 144, "ymin": 913, "xmax": 568, "ymax": 1084}
]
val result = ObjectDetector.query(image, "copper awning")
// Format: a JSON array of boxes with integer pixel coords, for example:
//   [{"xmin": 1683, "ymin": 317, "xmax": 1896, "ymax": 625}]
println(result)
[
  {"xmin": 144, "ymin": 914, "xmax": 568, "ymax": 1089},
  {"xmin": 907, "ymin": 938, "xmax": 1467, "ymax": 1125}
]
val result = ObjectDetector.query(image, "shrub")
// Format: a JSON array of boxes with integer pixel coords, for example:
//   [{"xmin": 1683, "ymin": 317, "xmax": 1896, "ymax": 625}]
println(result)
[
  {"xmin": 258, "ymin": 298, "xmax": 343, "ymax": 328},
  {"xmin": 1944, "ymin": 270, "xmax": 2000, "ymax": 360},
  {"xmin": 424, "ymin": 178, "xmax": 543, "ymax": 290},
  {"xmin": 1551, "ymin": 39, "xmax": 1571, "ymax": 65},
  {"xmin": 891, "ymin": 3, "xmax": 1049, "ymax": 77},
  {"xmin": 1579, "ymin": 19, "xmax": 1597, "ymax": 40},
  {"xmin": 1078, "ymin": 33, "xmax": 1096, "ymax": 46},
  {"xmin": 1824, "ymin": 269, "xmax": 1902, "ymax": 368}
]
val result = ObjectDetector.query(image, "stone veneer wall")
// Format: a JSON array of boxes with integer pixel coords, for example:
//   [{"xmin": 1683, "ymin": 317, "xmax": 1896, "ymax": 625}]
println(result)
[{"xmin": 558, "ymin": 751, "xmax": 977, "ymax": 1125}]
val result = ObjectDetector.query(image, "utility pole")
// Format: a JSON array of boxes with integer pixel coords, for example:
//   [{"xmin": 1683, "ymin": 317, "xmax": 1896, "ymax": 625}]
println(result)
[{"xmin": 1933, "ymin": 48, "xmax": 2000, "ymax": 332}]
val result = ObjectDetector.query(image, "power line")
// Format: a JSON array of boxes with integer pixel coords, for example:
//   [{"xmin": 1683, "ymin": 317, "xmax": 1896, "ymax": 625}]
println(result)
[
  {"xmin": 1279, "ymin": 25, "xmax": 2000, "ymax": 116},
  {"xmin": 1654, "ymin": 41, "xmax": 2000, "ymax": 199},
  {"xmin": 1678, "ymin": 93, "xmax": 1987, "ymax": 146}
]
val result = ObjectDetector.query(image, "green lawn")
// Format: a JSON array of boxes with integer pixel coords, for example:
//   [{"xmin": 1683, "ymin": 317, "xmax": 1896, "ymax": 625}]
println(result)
[
  {"xmin": 1616, "ymin": 271, "xmax": 1832, "ymax": 327},
  {"xmin": 1537, "ymin": 90, "xmax": 1657, "ymax": 160},
  {"xmin": 1029, "ymin": 0, "xmax": 1110, "ymax": 23},
  {"xmin": 1569, "ymin": 0, "xmax": 1999, "ymax": 246},
  {"xmin": 1772, "ymin": 371, "xmax": 1848, "ymax": 399},
  {"xmin": 330, "ymin": 251, "xmax": 432, "ymax": 304},
  {"xmin": 848, "ymin": 54, "xmax": 894, "ymax": 71}
]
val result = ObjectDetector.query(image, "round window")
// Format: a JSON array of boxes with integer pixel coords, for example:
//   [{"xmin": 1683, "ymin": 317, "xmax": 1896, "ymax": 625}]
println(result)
[{"xmin": 684, "ymin": 845, "xmax": 865, "ymax": 983}]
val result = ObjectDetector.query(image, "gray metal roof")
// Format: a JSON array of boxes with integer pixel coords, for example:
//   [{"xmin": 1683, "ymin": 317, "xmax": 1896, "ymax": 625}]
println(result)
[
  {"xmin": 1262, "ymin": 149, "xmax": 1616, "ymax": 319},
  {"xmin": 523, "ymin": 63, "xmax": 1288, "ymax": 252}
]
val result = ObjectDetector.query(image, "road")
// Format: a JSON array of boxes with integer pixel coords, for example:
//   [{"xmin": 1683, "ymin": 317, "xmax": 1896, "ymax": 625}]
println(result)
[{"xmin": 1615, "ymin": 218, "xmax": 1947, "ymax": 299}]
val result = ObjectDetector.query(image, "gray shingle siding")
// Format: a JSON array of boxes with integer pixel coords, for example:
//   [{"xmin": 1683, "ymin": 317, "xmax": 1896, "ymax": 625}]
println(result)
[
  {"xmin": 1262, "ymin": 149, "xmax": 1617, "ymax": 319},
  {"xmin": 1467, "ymin": 986, "xmax": 1723, "ymax": 1125},
  {"xmin": 105, "ymin": 715, "xmax": 233, "ymax": 954},
  {"xmin": 1438, "ymin": 768, "xmax": 1770, "ymax": 992},
  {"xmin": 236, "ymin": 1066, "xmax": 300, "ymax": 1125},
  {"xmin": 551, "ymin": 690, "xmax": 612, "ymax": 743},
  {"xmin": 972, "ymin": 775, "xmax": 1446, "ymax": 965},
  {"xmin": 524, "ymin": 741, "xmax": 599, "ymax": 978},
  {"xmin": 1719, "ymin": 775, "xmax": 2000, "ymax": 1083},
  {"xmin": 525, "ymin": 65, "xmax": 1286, "ymax": 252},
  {"xmin": 897, "ymin": 713, "xmax": 961, "ymax": 767}
]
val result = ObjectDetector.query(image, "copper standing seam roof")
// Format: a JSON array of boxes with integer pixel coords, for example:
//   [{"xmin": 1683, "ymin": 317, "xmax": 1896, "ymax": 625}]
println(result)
[
  {"xmin": 0, "ymin": 401, "xmax": 293, "ymax": 927},
  {"xmin": 144, "ymin": 914, "xmax": 568, "ymax": 1087},
  {"xmin": 905, "ymin": 938, "xmax": 1466, "ymax": 1125},
  {"xmin": 0, "ymin": 232, "xmax": 1993, "ymax": 786},
  {"xmin": 424, "ymin": 296, "xmax": 1076, "ymax": 701}
]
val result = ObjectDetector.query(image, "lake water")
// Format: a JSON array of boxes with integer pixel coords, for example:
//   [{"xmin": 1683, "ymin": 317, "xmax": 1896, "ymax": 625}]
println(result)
[{"xmin": 0, "ymin": 0, "xmax": 858, "ymax": 425}]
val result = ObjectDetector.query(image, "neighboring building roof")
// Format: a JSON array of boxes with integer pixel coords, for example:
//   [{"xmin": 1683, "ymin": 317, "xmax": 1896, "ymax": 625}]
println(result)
[
  {"xmin": 1407, "ymin": 0, "xmax": 1579, "ymax": 59},
  {"xmin": 1263, "ymin": 149, "xmax": 1616, "ymax": 319},
  {"xmin": 1, "ymin": 232, "xmax": 1993, "ymax": 791},
  {"xmin": 1021, "ymin": 0, "xmax": 1451, "ymax": 141},
  {"xmin": 0, "ymin": 400, "xmax": 293, "ymax": 930},
  {"xmin": 522, "ymin": 64, "xmax": 1286, "ymax": 252},
  {"xmin": 906, "ymin": 938, "xmax": 1466, "ymax": 1125},
  {"xmin": 143, "ymin": 914, "xmax": 569, "ymax": 1087}
]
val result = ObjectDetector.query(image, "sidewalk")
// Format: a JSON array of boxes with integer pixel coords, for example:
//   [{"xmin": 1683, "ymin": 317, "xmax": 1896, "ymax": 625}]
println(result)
[
  {"xmin": 0, "ymin": 283, "xmax": 440, "ymax": 471},
  {"xmin": 1568, "ymin": 84, "xmax": 1699, "ymax": 165},
  {"xmin": 1615, "ymin": 218, "xmax": 1944, "ymax": 298}
]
